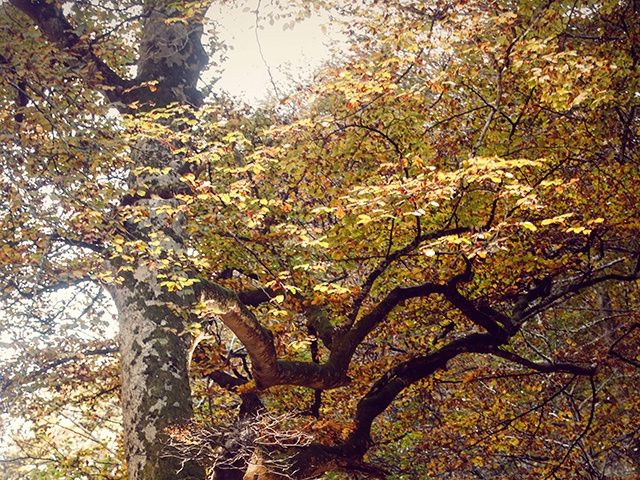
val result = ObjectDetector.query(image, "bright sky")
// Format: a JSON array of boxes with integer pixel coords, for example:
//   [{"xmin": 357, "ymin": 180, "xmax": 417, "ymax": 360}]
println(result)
[{"xmin": 208, "ymin": 2, "xmax": 344, "ymax": 104}]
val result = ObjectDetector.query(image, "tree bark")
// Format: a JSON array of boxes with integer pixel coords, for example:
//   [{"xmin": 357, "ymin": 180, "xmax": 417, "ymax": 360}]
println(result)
[
  {"xmin": 112, "ymin": 277, "xmax": 202, "ymax": 480},
  {"xmin": 110, "ymin": 1, "xmax": 209, "ymax": 478},
  {"xmin": 111, "ymin": 135, "xmax": 203, "ymax": 479}
]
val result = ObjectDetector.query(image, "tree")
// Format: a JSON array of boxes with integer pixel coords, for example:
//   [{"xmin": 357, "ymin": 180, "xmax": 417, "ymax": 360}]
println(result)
[{"xmin": 1, "ymin": 0, "xmax": 639, "ymax": 479}]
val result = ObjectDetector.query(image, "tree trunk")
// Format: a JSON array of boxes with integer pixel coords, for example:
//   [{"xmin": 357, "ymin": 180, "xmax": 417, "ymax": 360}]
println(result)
[
  {"xmin": 112, "ymin": 278, "xmax": 202, "ymax": 480},
  {"xmin": 110, "ymin": 1, "xmax": 209, "ymax": 478},
  {"xmin": 111, "ymin": 135, "xmax": 204, "ymax": 480}
]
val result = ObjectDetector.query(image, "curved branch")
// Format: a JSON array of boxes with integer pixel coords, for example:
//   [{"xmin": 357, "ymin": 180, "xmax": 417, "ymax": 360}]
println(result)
[
  {"xmin": 197, "ymin": 281, "xmax": 279, "ymax": 387},
  {"xmin": 199, "ymin": 261, "xmax": 515, "ymax": 391},
  {"xmin": 337, "ymin": 332, "xmax": 595, "ymax": 461},
  {"xmin": 237, "ymin": 287, "xmax": 274, "ymax": 307},
  {"xmin": 443, "ymin": 287, "xmax": 513, "ymax": 338},
  {"xmin": 345, "ymin": 332, "xmax": 503, "ymax": 454},
  {"xmin": 489, "ymin": 348, "xmax": 596, "ymax": 376},
  {"xmin": 347, "ymin": 226, "xmax": 469, "ymax": 325},
  {"xmin": 518, "ymin": 255, "xmax": 640, "ymax": 323},
  {"xmin": 9, "ymin": 0, "xmax": 132, "ymax": 104},
  {"xmin": 342, "ymin": 257, "xmax": 505, "ymax": 361}
]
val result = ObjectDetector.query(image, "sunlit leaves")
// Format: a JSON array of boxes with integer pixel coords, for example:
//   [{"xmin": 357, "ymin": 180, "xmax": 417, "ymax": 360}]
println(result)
[{"xmin": 1, "ymin": 0, "xmax": 639, "ymax": 478}]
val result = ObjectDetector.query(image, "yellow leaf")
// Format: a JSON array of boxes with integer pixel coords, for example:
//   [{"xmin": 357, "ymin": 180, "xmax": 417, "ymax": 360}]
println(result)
[
  {"xmin": 274, "ymin": 294, "xmax": 285, "ymax": 303},
  {"xmin": 541, "ymin": 213, "xmax": 574, "ymax": 226},
  {"xmin": 356, "ymin": 214, "xmax": 372, "ymax": 225},
  {"xmin": 521, "ymin": 221, "xmax": 538, "ymax": 232}
]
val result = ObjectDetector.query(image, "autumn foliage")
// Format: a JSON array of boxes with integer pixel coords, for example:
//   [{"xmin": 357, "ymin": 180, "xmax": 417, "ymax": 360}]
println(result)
[{"xmin": 1, "ymin": 0, "xmax": 639, "ymax": 479}]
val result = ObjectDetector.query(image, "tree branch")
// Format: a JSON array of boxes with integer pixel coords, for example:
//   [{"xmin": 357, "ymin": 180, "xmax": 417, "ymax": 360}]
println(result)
[
  {"xmin": 197, "ymin": 281, "xmax": 279, "ymax": 388},
  {"xmin": 489, "ymin": 348, "xmax": 596, "ymax": 376},
  {"xmin": 517, "ymin": 256, "xmax": 640, "ymax": 323},
  {"xmin": 199, "ymin": 260, "xmax": 517, "ymax": 392},
  {"xmin": 345, "ymin": 332, "xmax": 504, "ymax": 454},
  {"xmin": 9, "ymin": 0, "xmax": 132, "ymax": 105},
  {"xmin": 237, "ymin": 287, "xmax": 275, "ymax": 307},
  {"xmin": 347, "ymin": 226, "xmax": 469, "ymax": 326}
]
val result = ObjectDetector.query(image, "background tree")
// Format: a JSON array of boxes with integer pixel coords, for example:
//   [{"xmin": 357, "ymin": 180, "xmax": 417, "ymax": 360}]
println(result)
[{"xmin": 1, "ymin": 1, "xmax": 639, "ymax": 479}]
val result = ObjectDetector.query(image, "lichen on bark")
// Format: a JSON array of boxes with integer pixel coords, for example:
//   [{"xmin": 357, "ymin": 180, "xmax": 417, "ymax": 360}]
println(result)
[{"xmin": 113, "ymin": 267, "xmax": 202, "ymax": 480}]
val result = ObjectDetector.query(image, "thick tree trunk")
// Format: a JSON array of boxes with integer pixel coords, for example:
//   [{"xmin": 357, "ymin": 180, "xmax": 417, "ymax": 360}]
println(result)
[
  {"xmin": 112, "ymin": 279, "xmax": 202, "ymax": 480},
  {"xmin": 111, "ymin": 135, "xmax": 204, "ymax": 479},
  {"xmin": 6, "ymin": 0, "xmax": 210, "ymax": 477},
  {"xmin": 111, "ymin": 2, "xmax": 209, "ymax": 478}
]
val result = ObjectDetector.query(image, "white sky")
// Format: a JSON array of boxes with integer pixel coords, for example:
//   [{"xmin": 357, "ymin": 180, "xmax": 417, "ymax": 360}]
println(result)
[{"xmin": 209, "ymin": 2, "xmax": 344, "ymax": 104}]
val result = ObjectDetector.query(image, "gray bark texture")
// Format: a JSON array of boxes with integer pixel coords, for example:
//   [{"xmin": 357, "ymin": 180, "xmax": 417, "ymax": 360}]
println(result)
[
  {"xmin": 110, "ymin": 2, "xmax": 209, "ymax": 478},
  {"xmin": 112, "ymin": 277, "xmax": 201, "ymax": 480},
  {"xmin": 6, "ymin": 0, "xmax": 209, "ymax": 478},
  {"xmin": 112, "ymin": 136, "xmax": 202, "ymax": 480}
]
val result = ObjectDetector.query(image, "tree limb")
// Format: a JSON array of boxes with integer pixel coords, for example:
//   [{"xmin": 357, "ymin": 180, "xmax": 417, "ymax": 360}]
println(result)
[
  {"xmin": 489, "ymin": 348, "xmax": 596, "ymax": 376},
  {"xmin": 198, "ymin": 260, "xmax": 518, "ymax": 391},
  {"xmin": 347, "ymin": 226, "xmax": 469, "ymax": 326},
  {"xmin": 345, "ymin": 333, "xmax": 504, "ymax": 454},
  {"xmin": 9, "ymin": 0, "xmax": 133, "ymax": 105}
]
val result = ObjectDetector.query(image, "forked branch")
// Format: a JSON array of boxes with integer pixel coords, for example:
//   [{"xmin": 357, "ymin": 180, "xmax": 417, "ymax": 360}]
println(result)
[{"xmin": 9, "ymin": 0, "xmax": 133, "ymax": 104}]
